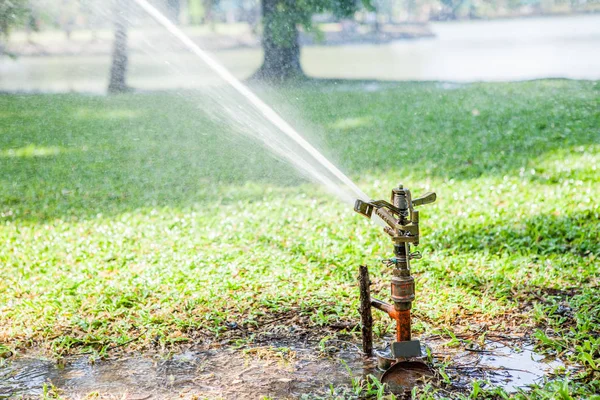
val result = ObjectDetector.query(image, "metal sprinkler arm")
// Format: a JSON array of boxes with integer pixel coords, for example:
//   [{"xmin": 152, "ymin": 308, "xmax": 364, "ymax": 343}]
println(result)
[
  {"xmin": 354, "ymin": 193, "xmax": 436, "ymax": 222},
  {"xmin": 354, "ymin": 191, "xmax": 436, "ymax": 241},
  {"xmin": 412, "ymin": 192, "xmax": 437, "ymax": 207}
]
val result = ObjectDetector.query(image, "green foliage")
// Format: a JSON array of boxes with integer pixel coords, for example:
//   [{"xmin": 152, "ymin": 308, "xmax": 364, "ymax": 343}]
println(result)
[
  {"xmin": 0, "ymin": 0, "xmax": 28, "ymax": 37},
  {"xmin": 264, "ymin": 0, "xmax": 371, "ymax": 47}
]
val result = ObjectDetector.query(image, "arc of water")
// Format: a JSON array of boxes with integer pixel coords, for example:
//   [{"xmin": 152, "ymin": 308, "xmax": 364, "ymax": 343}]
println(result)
[{"xmin": 131, "ymin": 0, "xmax": 371, "ymax": 204}]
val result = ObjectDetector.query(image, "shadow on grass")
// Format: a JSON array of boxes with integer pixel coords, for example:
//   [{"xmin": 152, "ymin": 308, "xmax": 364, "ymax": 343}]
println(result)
[
  {"xmin": 415, "ymin": 211, "xmax": 599, "ymax": 302},
  {"xmin": 267, "ymin": 78, "xmax": 599, "ymax": 180},
  {"xmin": 0, "ymin": 79, "xmax": 598, "ymax": 222},
  {"xmin": 0, "ymin": 92, "xmax": 305, "ymax": 222},
  {"xmin": 432, "ymin": 211, "xmax": 599, "ymax": 257}
]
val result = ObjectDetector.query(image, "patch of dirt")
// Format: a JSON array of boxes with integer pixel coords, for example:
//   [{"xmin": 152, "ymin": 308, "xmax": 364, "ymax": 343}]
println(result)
[
  {"xmin": 1, "ymin": 334, "xmax": 572, "ymax": 399},
  {"xmin": 1, "ymin": 341, "xmax": 369, "ymax": 399}
]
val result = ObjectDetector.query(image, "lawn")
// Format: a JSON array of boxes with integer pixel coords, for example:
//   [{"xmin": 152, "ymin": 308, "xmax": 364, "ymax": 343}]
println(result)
[{"xmin": 0, "ymin": 80, "xmax": 599, "ymax": 398}]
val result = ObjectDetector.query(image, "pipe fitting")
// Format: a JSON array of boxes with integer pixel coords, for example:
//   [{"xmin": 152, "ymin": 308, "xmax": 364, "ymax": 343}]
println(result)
[{"xmin": 391, "ymin": 275, "xmax": 415, "ymax": 310}]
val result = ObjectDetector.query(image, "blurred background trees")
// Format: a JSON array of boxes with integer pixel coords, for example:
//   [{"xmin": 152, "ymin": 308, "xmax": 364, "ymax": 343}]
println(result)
[
  {"xmin": 0, "ymin": 0, "xmax": 28, "ymax": 54},
  {"xmin": 108, "ymin": 0, "xmax": 130, "ymax": 93},
  {"xmin": 4, "ymin": 0, "xmax": 597, "ymax": 40},
  {"xmin": 252, "ymin": 0, "xmax": 372, "ymax": 82},
  {"xmin": 0, "ymin": 0, "xmax": 27, "ymax": 35},
  {"xmin": 1, "ymin": 0, "xmax": 598, "ymax": 85}
]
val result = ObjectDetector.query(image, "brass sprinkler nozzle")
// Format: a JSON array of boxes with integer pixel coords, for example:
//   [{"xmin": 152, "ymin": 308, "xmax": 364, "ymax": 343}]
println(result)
[{"xmin": 355, "ymin": 185, "xmax": 436, "ymax": 359}]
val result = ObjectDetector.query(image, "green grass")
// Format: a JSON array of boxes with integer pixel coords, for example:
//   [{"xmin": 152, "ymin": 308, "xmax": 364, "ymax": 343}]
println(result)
[{"xmin": 1, "ymin": 80, "xmax": 599, "ymax": 398}]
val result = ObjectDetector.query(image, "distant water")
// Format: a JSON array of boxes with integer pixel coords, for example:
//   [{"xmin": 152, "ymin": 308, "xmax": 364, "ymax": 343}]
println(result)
[
  {"xmin": 304, "ymin": 13, "xmax": 600, "ymax": 82},
  {"xmin": 1, "ymin": 14, "xmax": 599, "ymax": 93}
]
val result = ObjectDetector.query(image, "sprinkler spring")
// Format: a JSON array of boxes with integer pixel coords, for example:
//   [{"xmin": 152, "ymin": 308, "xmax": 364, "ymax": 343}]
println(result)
[{"xmin": 355, "ymin": 185, "xmax": 436, "ymax": 362}]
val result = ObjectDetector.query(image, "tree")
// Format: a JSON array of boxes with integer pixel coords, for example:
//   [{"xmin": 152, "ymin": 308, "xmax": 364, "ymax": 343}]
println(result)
[
  {"xmin": 166, "ymin": 0, "xmax": 180, "ymax": 23},
  {"xmin": 203, "ymin": 0, "xmax": 216, "ymax": 26},
  {"xmin": 253, "ymin": 0, "xmax": 371, "ymax": 82},
  {"xmin": 108, "ymin": 0, "xmax": 129, "ymax": 93},
  {"xmin": 0, "ymin": 0, "xmax": 28, "ymax": 55},
  {"xmin": 439, "ymin": 0, "xmax": 465, "ymax": 19}
]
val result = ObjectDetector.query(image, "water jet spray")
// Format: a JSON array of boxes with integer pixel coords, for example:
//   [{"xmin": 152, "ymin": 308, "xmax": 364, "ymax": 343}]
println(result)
[
  {"xmin": 131, "ymin": 0, "xmax": 372, "ymax": 206},
  {"xmin": 355, "ymin": 184, "xmax": 436, "ymax": 382}
]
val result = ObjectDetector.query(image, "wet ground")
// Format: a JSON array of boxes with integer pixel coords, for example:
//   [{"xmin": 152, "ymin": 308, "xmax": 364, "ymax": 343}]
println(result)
[
  {"xmin": 1, "ymin": 337, "xmax": 568, "ymax": 399},
  {"xmin": 439, "ymin": 340, "xmax": 566, "ymax": 393},
  {"xmin": 2, "ymin": 347, "xmax": 362, "ymax": 399}
]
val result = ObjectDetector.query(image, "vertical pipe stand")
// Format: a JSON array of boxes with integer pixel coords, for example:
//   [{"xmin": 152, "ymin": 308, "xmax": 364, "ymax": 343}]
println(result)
[{"xmin": 354, "ymin": 185, "xmax": 436, "ymax": 364}]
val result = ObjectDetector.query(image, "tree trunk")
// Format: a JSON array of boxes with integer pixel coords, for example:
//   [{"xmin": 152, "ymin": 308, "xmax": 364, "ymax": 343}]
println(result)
[
  {"xmin": 253, "ymin": 0, "xmax": 304, "ymax": 82},
  {"xmin": 167, "ymin": 0, "xmax": 181, "ymax": 23},
  {"xmin": 202, "ymin": 0, "xmax": 214, "ymax": 26},
  {"xmin": 108, "ymin": 0, "xmax": 129, "ymax": 94}
]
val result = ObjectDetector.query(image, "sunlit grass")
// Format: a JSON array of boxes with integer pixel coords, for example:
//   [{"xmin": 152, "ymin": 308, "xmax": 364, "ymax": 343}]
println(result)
[
  {"xmin": 0, "ymin": 144, "xmax": 67, "ymax": 158},
  {"xmin": 0, "ymin": 79, "xmax": 598, "ymax": 397}
]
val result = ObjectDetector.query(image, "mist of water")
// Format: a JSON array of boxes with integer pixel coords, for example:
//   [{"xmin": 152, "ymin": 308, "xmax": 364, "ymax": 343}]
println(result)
[{"xmin": 130, "ymin": 0, "xmax": 372, "ymax": 206}]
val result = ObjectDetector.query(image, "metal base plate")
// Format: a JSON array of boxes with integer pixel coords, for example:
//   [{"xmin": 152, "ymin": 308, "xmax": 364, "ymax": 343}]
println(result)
[
  {"xmin": 374, "ymin": 349, "xmax": 397, "ymax": 371},
  {"xmin": 380, "ymin": 360, "xmax": 434, "ymax": 393},
  {"xmin": 391, "ymin": 340, "xmax": 422, "ymax": 358}
]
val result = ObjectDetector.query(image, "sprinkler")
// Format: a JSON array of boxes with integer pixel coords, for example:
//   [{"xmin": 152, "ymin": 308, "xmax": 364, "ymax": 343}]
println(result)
[{"xmin": 354, "ymin": 184, "xmax": 436, "ymax": 374}]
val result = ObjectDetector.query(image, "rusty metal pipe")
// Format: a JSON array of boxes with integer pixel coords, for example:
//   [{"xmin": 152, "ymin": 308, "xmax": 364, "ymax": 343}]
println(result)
[
  {"xmin": 371, "ymin": 298, "xmax": 394, "ymax": 315},
  {"xmin": 397, "ymin": 309, "xmax": 411, "ymax": 342},
  {"xmin": 371, "ymin": 299, "xmax": 412, "ymax": 342}
]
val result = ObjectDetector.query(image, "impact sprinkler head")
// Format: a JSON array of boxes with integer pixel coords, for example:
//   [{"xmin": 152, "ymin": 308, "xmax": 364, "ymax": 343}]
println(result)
[{"xmin": 355, "ymin": 184, "xmax": 436, "ymax": 379}]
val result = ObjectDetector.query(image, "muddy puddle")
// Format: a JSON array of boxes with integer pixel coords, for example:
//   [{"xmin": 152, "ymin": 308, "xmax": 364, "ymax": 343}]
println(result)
[
  {"xmin": 442, "ymin": 340, "xmax": 566, "ymax": 393},
  {"xmin": 1, "ymin": 338, "xmax": 567, "ymax": 399}
]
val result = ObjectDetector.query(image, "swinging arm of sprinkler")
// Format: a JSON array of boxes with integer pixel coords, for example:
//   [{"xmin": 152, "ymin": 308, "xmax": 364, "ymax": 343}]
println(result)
[
  {"xmin": 354, "ymin": 192, "xmax": 436, "ymax": 241},
  {"xmin": 355, "ymin": 192, "xmax": 436, "ymax": 219}
]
